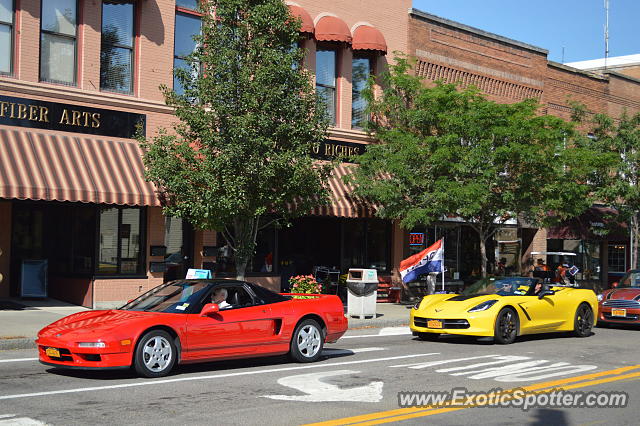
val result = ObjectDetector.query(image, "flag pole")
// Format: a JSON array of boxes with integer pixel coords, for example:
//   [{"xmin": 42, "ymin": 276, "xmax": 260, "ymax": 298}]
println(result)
[{"xmin": 441, "ymin": 238, "xmax": 445, "ymax": 292}]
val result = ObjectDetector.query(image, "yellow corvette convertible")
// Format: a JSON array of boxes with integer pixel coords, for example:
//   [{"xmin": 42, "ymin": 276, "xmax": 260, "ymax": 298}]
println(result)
[{"xmin": 410, "ymin": 277, "xmax": 598, "ymax": 344}]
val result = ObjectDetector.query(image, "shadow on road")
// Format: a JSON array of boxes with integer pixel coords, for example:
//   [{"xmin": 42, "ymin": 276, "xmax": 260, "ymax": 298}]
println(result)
[{"xmin": 45, "ymin": 348, "xmax": 358, "ymax": 380}]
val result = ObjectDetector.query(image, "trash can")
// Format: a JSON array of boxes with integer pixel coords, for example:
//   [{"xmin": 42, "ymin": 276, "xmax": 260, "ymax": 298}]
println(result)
[{"xmin": 346, "ymin": 268, "xmax": 378, "ymax": 319}]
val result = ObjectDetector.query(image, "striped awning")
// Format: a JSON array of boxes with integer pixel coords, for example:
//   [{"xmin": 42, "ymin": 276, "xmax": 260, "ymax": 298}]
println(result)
[
  {"xmin": 0, "ymin": 127, "xmax": 160, "ymax": 206},
  {"xmin": 305, "ymin": 163, "xmax": 376, "ymax": 218}
]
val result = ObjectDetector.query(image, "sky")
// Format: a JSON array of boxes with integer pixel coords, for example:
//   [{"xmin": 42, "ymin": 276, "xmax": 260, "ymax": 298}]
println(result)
[{"xmin": 411, "ymin": 0, "xmax": 639, "ymax": 64}]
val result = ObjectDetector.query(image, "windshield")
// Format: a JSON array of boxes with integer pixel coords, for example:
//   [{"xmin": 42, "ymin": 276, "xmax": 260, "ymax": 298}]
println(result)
[
  {"xmin": 618, "ymin": 271, "xmax": 640, "ymax": 288},
  {"xmin": 463, "ymin": 278, "xmax": 535, "ymax": 296},
  {"xmin": 120, "ymin": 281, "xmax": 211, "ymax": 313}
]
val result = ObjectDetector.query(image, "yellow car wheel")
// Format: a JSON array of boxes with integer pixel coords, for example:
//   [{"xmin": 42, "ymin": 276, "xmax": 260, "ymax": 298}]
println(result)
[
  {"xmin": 573, "ymin": 303, "xmax": 594, "ymax": 338},
  {"xmin": 494, "ymin": 307, "xmax": 518, "ymax": 344}
]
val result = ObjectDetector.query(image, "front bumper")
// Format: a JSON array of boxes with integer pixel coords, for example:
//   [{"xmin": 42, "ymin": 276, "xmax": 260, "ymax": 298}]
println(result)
[
  {"xmin": 36, "ymin": 336, "xmax": 132, "ymax": 370},
  {"xmin": 598, "ymin": 305, "xmax": 640, "ymax": 324},
  {"xmin": 409, "ymin": 309, "xmax": 495, "ymax": 337}
]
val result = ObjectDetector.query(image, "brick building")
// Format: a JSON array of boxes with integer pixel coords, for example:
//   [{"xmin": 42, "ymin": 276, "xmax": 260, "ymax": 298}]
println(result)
[
  {"xmin": 1, "ymin": 2, "xmax": 639, "ymax": 308},
  {"xmin": 0, "ymin": 0, "xmax": 411, "ymax": 308},
  {"xmin": 406, "ymin": 10, "xmax": 640, "ymax": 288}
]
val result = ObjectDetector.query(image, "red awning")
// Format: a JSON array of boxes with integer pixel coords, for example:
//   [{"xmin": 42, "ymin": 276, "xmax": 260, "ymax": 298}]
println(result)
[
  {"xmin": 547, "ymin": 206, "xmax": 627, "ymax": 240},
  {"xmin": 287, "ymin": 4, "xmax": 314, "ymax": 34},
  {"xmin": 314, "ymin": 15, "xmax": 352, "ymax": 44},
  {"xmin": 352, "ymin": 25, "xmax": 387, "ymax": 53},
  {"xmin": 0, "ymin": 127, "xmax": 160, "ymax": 206},
  {"xmin": 287, "ymin": 163, "xmax": 376, "ymax": 218}
]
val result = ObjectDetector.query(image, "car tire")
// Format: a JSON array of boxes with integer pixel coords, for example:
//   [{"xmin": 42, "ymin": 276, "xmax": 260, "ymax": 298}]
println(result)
[
  {"xmin": 134, "ymin": 330, "xmax": 177, "ymax": 378},
  {"xmin": 417, "ymin": 332, "xmax": 439, "ymax": 341},
  {"xmin": 290, "ymin": 319, "xmax": 324, "ymax": 363},
  {"xmin": 573, "ymin": 303, "xmax": 594, "ymax": 338},
  {"xmin": 494, "ymin": 307, "xmax": 518, "ymax": 344}
]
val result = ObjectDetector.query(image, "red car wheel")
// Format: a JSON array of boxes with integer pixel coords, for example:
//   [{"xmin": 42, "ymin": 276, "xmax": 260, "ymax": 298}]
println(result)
[{"xmin": 134, "ymin": 330, "xmax": 177, "ymax": 378}]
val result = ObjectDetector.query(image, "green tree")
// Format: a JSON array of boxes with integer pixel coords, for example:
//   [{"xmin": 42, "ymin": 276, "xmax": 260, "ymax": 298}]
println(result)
[
  {"xmin": 350, "ymin": 57, "xmax": 601, "ymax": 277},
  {"xmin": 139, "ymin": 0, "xmax": 331, "ymax": 279},
  {"xmin": 573, "ymin": 107, "xmax": 640, "ymax": 269}
]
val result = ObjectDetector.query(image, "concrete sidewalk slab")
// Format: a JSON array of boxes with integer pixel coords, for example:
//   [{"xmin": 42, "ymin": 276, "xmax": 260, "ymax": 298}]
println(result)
[{"xmin": 0, "ymin": 298, "xmax": 412, "ymax": 351}]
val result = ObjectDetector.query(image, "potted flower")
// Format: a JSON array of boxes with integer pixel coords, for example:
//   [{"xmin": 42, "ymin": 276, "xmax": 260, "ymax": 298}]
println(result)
[{"xmin": 289, "ymin": 275, "xmax": 322, "ymax": 299}]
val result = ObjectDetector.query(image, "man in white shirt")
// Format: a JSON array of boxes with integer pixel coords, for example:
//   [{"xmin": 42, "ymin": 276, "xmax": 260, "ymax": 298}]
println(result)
[{"xmin": 212, "ymin": 287, "xmax": 231, "ymax": 309}]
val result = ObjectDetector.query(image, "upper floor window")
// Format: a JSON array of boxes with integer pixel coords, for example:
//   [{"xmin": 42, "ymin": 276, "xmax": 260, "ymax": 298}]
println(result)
[
  {"xmin": 352, "ymin": 56, "xmax": 371, "ymax": 129},
  {"xmin": 316, "ymin": 48, "xmax": 337, "ymax": 125},
  {"xmin": 40, "ymin": 0, "xmax": 77, "ymax": 85},
  {"xmin": 0, "ymin": 0, "xmax": 13, "ymax": 75},
  {"xmin": 100, "ymin": 1, "xmax": 135, "ymax": 94},
  {"xmin": 174, "ymin": 0, "xmax": 202, "ymax": 95}
]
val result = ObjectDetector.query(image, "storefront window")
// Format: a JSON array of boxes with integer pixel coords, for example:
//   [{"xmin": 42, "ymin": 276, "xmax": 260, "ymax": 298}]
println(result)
[
  {"xmin": 351, "ymin": 56, "xmax": 371, "ymax": 129},
  {"xmin": 40, "ymin": 0, "xmax": 77, "ymax": 85},
  {"xmin": 98, "ymin": 206, "xmax": 145, "ymax": 275},
  {"xmin": 608, "ymin": 244, "xmax": 626, "ymax": 273},
  {"xmin": 316, "ymin": 48, "xmax": 337, "ymax": 124},
  {"xmin": 216, "ymin": 223, "xmax": 277, "ymax": 275},
  {"xmin": 100, "ymin": 1, "xmax": 135, "ymax": 94},
  {"xmin": 0, "ymin": 0, "xmax": 13, "ymax": 74},
  {"xmin": 174, "ymin": 0, "xmax": 201, "ymax": 95}
]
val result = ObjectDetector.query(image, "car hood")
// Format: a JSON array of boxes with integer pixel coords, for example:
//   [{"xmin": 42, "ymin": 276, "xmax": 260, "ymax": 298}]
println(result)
[
  {"xmin": 38, "ymin": 310, "xmax": 156, "ymax": 339},
  {"xmin": 603, "ymin": 288, "xmax": 640, "ymax": 301},
  {"xmin": 418, "ymin": 294, "xmax": 499, "ymax": 316}
]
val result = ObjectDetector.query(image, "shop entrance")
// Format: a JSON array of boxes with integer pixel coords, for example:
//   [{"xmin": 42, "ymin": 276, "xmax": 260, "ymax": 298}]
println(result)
[{"xmin": 10, "ymin": 201, "xmax": 95, "ymax": 305}]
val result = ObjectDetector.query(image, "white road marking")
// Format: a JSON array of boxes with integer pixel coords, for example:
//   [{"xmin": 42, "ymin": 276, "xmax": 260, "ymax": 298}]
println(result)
[
  {"xmin": 0, "ymin": 358, "xmax": 38, "ymax": 364},
  {"xmin": 341, "ymin": 329, "xmax": 412, "ymax": 339},
  {"xmin": 0, "ymin": 352, "xmax": 440, "ymax": 401},
  {"xmin": 322, "ymin": 347, "xmax": 385, "ymax": 356},
  {"xmin": 378, "ymin": 327, "xmax": 411, "ymax": 336},
  {"xmin": 0, "ymin": 416, "xmax": 47, "ymax": 425},
  {"xmin": 390, "ymin": 354, "xmax": 598, "ymax": 383},
  {"xmin": 263, "ymin": 370, "xmax": 383, "ymax": 402},
  {"xmin": 389, "ymin": 355, "xmax": 500, "ymax": 369}
]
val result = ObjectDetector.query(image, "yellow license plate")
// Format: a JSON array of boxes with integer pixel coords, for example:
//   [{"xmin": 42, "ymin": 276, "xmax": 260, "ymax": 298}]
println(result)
[
  {"xmin": 427, "ymin": 319, "xmax": 443, "ymax": 329},
  {"xmin": 612, "ymin": 309, "xmax": 627, "ymax": 317},
  {"xmin": 45, "ymin": 347, "xmax": 60, "ymax": 358}
]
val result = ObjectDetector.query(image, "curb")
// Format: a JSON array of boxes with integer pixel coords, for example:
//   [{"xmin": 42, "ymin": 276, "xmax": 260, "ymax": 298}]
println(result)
[{"xmin": 0, "ymin": 338, "xmax": 36, "ymax": 351}]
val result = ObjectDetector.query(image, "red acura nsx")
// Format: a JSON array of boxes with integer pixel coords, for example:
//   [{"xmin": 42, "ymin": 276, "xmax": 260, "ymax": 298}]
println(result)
[{"xmin": 37, "ymin": 280, "xmax": 347, "ymax": 377}]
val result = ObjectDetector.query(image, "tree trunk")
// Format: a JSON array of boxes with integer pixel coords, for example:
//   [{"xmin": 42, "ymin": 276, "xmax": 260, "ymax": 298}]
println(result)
[
  {"xmin": 632, "ymin": 212, "xmax": 639, "ymax": 271},
  {"xmin": 479, "ymin": 234, "xmax": 487, "ymax": 278},
  {"xmin": 232, "ymin": 216, "xmax": 258, "ymax": 281}
]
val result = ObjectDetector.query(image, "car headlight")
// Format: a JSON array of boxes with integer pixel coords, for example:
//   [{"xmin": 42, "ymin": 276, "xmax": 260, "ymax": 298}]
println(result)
[
  {"xmin": 413, "ymin": 299, "xmax": 423, "ymax": 310},
  {"xmin": 77, "ymin": 342, "xmax": 106, "ymax": 348},
  {"xmin": 468, "ymin": 300, "xmax": 498, "ymax": 313},
  {"xmin": 597, "ymin": 294, "xmax": 604, "ymax": 302}
]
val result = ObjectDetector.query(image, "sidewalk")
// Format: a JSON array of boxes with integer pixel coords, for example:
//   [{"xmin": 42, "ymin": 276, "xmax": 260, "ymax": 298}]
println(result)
[{"xmin": 0, "ymin": 298, "xmax": 411, "ymax": 351}]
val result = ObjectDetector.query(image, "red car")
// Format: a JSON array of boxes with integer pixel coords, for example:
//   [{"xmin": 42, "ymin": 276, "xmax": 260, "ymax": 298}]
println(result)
[
  {"xmin": 37, "ymin": 279, "xmax": 347, "ymax": 377},
  {"xmin": 598, "ymin": 269, "xmax": 640, "ymax": 325}
]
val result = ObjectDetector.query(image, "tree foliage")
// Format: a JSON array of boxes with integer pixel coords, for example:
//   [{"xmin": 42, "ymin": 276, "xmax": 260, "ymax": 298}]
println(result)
[
  {"xmin": 139, "ymin": 0, "xmax": 331, "ymax": 279},
  {"xmin": 351, "ymin": 57, "xmax": 606, "ymax": 277},
  {"xmin": 573, "ymin": 107, "xmax": 640, "ymax": 269}
]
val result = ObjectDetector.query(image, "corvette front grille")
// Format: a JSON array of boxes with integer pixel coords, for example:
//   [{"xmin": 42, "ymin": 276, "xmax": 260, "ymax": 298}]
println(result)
[
  {"xmin": 602, "ymin": 300, "xmax": 640, "ymax": 309},
  {"xmin": 414, "ymin": 317, "xmax": 470, "ymax": 329}
]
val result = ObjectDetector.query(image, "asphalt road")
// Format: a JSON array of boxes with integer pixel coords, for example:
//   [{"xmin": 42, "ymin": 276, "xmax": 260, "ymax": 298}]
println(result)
[{"xmin": 0, "ymin": 325, "xmax": 638, "ymax": 425}]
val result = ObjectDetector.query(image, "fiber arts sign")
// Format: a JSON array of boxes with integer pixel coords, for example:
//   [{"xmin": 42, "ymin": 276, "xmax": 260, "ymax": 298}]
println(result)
[{"xmin": 0, "ymin": 95, "xmax": 146, "ymax": 138}]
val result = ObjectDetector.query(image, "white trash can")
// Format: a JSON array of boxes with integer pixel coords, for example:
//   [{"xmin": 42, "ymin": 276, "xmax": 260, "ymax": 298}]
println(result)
[{"xmin": 346, "ymin": 268, "xmax": 378, "ymax": 319}]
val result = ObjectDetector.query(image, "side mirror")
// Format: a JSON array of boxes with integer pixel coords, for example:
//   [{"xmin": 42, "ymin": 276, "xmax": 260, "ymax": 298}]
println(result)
[
  {"xmin": 538, "ymin": 289, "xmax": 555, "ymax": 299},
  {"xmin": 200, "ymin": 303, "xmax": 220, "ymax": 316}
]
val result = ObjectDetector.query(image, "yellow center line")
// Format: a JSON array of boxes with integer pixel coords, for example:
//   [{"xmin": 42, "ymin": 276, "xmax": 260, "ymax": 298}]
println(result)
[{"xmin": 304, "ymin": 364, "xmax": 640, "ymax": 426}]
